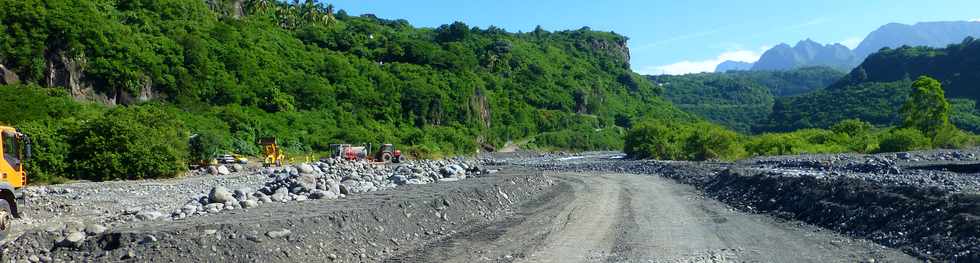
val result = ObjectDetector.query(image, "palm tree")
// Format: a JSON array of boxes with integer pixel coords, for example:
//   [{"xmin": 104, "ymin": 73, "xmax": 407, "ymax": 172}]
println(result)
[
  {"xmin": 325, "ymin": 4, "xmax": 336, "ymax": 25},
  {"xmin": 244, "ymin": 0, "xmax": 272, "ymax": 15}
]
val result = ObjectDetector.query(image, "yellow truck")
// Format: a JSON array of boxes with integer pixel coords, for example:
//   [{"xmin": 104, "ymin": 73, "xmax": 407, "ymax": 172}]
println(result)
[{"xmin": 0, "ymin": 126, "xmax": 30, "ymax": 238}]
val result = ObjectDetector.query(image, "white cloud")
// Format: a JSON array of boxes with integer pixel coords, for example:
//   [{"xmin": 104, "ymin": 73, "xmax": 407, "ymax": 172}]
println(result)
[
  {"xmin": 638, "ymin": 48, "xmax": 765, "ymax": 75},
  {"xmin": 972, "ymin": 18, "xmax": 980, "ymax": 22},
  {"xmin": 840, "ymin": 37, "xmax": 862, "ymax": 49}
]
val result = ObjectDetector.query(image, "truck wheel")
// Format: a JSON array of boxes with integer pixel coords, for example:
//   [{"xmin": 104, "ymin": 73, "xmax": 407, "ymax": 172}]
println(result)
[
  {"xmin": 0, "ymin": 199, "xmax": 11, "ymax": 240},
  {"xmin": 381, "ymin": 153, "xmax": 392, "ymax": 163}
]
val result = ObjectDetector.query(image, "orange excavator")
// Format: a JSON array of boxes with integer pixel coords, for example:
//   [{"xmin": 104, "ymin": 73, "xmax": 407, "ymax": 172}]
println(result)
[{"xmin": 0, "ymin": 126, "xmax": 30, "ymax": 239}]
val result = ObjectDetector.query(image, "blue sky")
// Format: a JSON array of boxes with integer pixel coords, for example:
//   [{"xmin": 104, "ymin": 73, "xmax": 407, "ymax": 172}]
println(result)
[{"xmin": 327, "ymin": 0, "xmax": 980, "ymax": 75}]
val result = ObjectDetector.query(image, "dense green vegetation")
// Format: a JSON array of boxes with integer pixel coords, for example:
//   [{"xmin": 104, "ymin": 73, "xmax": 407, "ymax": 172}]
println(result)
[
  {"xmin": 0, "ymin": 0, "xmax": 692, "ymax": 182},
  {"xmin": 757, "ymin": 81, "xmax": 912, "ymax": 132},
  {"xmin": 763, "ymin": 37, "xmax": 980, "ymax": 133},
  {"xmin": 650, "ymin": 67, "xmax": 844, "ymax": 132},
  {"xmin": 625, "ymin": 76, "xmax": 978, "ymax": 161}
]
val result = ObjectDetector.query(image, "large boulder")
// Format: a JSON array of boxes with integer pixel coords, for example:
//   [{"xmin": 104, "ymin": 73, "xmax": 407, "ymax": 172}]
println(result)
[
  {"xmin": 233, "ymin": 188, "xmax": 251, "ymax": 202},
  {"xmin": 296, "ymin": 163, "xmax": 315, "ymax": 174},
  {"xmin": 391, "ymin": 174, "xmax": 408, "ymax": 185},
  {"xmin": 209, "ymin": 186, "xmax": 236, "ymax": 204},
  {"xmin": 325, "ymin": 179, "xmax": 341, "ymax": 195},
  {"xmin": 293, "ymin": 174, "xmax": 317, "ymax": 193},
  {"xmin": 216, "ymin": 165, "xmax": 231, "ymax": 175}
]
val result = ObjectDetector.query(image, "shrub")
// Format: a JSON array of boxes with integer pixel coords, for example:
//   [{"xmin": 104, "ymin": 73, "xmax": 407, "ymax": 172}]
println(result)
[
  {"xmin": 189, "ymin": 130, "xmax": 230, "ymax": 164},
  {"xmin": 69, "ymin": 106, "xmax": 189, "ymax": 181},
  {"xmin": 932, "ymin": 125, "xmax": 976, "ymax": 149},
  {"xmin": 533, "ymin": 128, "xmax": 624, "ymax": 151},
  {"xmin": 744, "ymin": 133, "xmax": 800, "ymax": 156},
  {"xmin": 624, "ymin": 121, "xmax": 687, "ymax": 160},
  {"xmin": 682, "ymin": 122, "xmax": 743, "ymax": 161},
  {"xmin": 877, "ymin": 128, "xmax": 931, "ymax": 153},
  {"xmin": 624, "ymin": 120, "xmax": 744, "ymax": 161},
  {"xmin": 17, "ymin": 119, "xmax": 76, "ymax": 184}
]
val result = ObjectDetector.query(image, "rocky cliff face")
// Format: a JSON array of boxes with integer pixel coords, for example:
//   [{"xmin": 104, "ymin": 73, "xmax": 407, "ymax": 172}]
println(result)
[
  {"xmin": 0, "ymin": 64, "xmax": 19, "ymax": 85},
  {"xmin": 205, "ymin": 0, "xmax": 245, "ymax": 18},
  {"xmin": 41, "ymin": 51, "xmax": 155, "ymax": 106},
  {"xmin": 585, "ymin": 37, "xmax": 631, "ymax": 69}
]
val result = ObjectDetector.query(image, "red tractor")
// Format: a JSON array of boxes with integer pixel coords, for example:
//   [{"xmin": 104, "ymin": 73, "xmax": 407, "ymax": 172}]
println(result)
[
  {"xmin": 331, "ymin": 143, "xmax": 404, "ymax": 163},
  {"xmin": 375, "ymin": 143, "xmax": 405, "ymax": 163}
]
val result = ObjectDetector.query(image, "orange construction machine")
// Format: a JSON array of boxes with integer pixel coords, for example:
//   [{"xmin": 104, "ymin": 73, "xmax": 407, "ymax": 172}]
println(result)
[{"xmin": 0, "ymin": 126, "xmax": 30, "ymax": 238}]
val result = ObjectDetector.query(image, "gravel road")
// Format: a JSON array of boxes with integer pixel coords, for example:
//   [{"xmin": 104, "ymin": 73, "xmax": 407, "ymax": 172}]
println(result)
[{"xmin": 394, "ymin": 172, "xmax": 918, "ymax": 262}]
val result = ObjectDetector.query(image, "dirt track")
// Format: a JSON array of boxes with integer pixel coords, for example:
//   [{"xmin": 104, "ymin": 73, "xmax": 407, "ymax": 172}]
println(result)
[
  {"xmin": 1, "ymin": 162, "xmax": 935, "ymax": 262},
  {"xmin": 394, "ymin": 172, "xmax": 918, "ymax": 262}
]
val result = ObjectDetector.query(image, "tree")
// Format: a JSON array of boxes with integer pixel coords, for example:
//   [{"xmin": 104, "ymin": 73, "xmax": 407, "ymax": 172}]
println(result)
[
  {"xmin": 831, "ymin": 119, "xmax": 872, "ymax": 137},
  {"xmin": 900, "ymin": 76, "xmax": 950, "ymax": 135},
  {"xmin": 436, "ymin": 21, "xmax": 470, "ymax": 43}
]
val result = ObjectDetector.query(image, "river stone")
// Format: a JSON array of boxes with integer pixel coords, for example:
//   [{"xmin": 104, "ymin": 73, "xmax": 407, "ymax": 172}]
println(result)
[
  {"xmin": 233, "ymin": 188, "xmax": 251, "ymax": 202},
  {"xmin": 296, "ymin": 163, "xmax": 315, "ymax": 174},
  {"xmin": 136, "ymin": 210, "xmax": 164, "ymax": 221},
  {"xmin": 209, "ymin": 186, "xmax": 236, "ymax": 204},
  {"xmin": 64, "ymin": 231, "xmax": 86, "ymax": 246},
  {"xmin": 217, "ymin": 165, "xmax": 231, "ymax": 175},
  {"xmin": 266, "ymin": 229, "xmax": 291, "ymax": 239},
  {"xmin": 84, "ymin": 224, "xmax": 107, "ymax": 236},
  {"xmin": 295, "ymin": 174, "xmax": 317, "ymax": 193}
]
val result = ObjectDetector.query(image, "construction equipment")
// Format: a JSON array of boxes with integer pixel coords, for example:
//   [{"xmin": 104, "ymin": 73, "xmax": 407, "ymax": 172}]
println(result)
[
  {"xmin": 375, "ymin": 143, "xmax": 405, "ymax": 163},
  {"xmin": 330, "ymin": 143, "xmax": 403, "ymax": 163},
  {"xmin": 0, "ymin": 126, "xmax": 30, "ymax": 239},
  {"xmin": 259, "ymin": 137, "xmax": 285, "ymax": 167}
]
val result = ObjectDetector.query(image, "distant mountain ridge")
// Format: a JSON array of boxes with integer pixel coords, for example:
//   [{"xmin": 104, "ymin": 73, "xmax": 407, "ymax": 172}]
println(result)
[
  {"xmin": 714, "ymin": 61, "xmax": 753, "ymax": 72},
  {"xmin": 854, "ymin": 21, "xmax": 980, "ymax": 58},
  {"xmin": 715, "ymin": 21, "xmax": 980, "ymax": 72},
  {"xmin": 750, "ymin": 39, "xmax": 859, "ymax": 71}
]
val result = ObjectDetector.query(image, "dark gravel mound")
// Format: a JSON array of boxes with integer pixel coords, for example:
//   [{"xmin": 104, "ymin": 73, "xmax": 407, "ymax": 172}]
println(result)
[{"xmin": 704, "ymin": 168, "xmax": 980, "ymax": 261}]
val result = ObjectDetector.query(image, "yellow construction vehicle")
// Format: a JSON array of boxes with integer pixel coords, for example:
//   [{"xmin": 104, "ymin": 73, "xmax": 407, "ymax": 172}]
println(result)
[
  {"xmin": 259, "ymin": 137, "xmax": 285, "ymax": 167},
  {"xmin": 0, "ymin": 126, "xmax": 30, "ymax": 238}
]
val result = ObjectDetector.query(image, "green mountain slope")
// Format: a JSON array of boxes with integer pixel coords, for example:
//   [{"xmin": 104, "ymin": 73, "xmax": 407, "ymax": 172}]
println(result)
[
  {"xmin": 0, "ymin": 0, "xmax": 689, "ymax": 181},
  {"xmin": 649, "ymin": 67, "xmax": 843, "ymax": 132},
  {"xmin": 762, "ymin": 37, "xmax": 980, "ymax": 132}
]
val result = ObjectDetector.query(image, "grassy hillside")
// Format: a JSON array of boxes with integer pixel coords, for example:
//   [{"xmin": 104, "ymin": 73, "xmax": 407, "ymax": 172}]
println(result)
[{"xmin": 0, "ymin": 0, "xmax": 690, "ymax": 182}]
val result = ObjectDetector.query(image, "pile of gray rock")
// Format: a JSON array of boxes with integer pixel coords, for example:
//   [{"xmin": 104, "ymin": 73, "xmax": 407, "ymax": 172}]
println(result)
[{"xmin": 172, "ymin": 158, "xmax": 485, "ymax": 219}]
